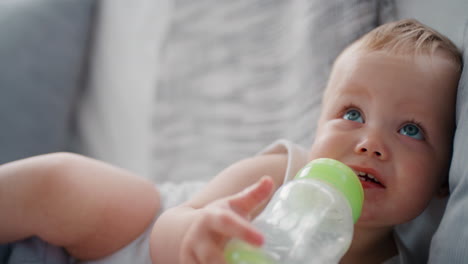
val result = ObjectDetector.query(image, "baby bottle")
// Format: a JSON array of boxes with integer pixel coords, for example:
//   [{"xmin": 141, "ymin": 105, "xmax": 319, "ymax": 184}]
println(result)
[{"xmin": 224, "ymin": 158, "xmax": 364, "ymax": 264}]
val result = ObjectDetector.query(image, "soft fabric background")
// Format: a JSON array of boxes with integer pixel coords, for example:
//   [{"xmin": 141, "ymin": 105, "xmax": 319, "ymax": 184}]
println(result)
[
  {"xmin": 76, "ymin": 0, "xmax": 395, "ymax": 182},
  {"xmin": 73, "ymin": 0, "xmax": 170, "ymax": 177},
  {"xmin": 428, "ymin": 22, "xmax": 468, "ymax": 263},
  {"xmin": 0, "ymin": 0, "xmax": 95, "ymax": 163}
]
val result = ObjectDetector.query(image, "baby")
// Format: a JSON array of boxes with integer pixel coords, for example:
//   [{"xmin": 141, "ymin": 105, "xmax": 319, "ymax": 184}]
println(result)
[{"xmin": 0, "ymin": 19, "xmax": 462, "ymax": 264}]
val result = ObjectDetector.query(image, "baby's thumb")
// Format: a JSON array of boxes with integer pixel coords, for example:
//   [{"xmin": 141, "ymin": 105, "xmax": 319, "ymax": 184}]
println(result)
[{"xmin": 228, "ymin": 176, "xmax": 275, "ymax": 218}]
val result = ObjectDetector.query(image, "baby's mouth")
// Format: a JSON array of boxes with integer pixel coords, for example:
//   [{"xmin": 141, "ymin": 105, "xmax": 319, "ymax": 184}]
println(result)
[{"xmin": 354, "ymin": 170, "xmax": 385, "ymax": 188}]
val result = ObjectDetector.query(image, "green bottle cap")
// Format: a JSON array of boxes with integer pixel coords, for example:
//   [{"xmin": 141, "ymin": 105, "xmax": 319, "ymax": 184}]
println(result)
[{"xmin": 294, "ymin": 158, "xmax": 364, "ymax": 223}]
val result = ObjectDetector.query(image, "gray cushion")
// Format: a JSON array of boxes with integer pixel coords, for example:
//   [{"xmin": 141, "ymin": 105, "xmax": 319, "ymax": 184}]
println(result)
[
  {"xmin": 428, "ymin": 21, "xmax": 468, "ymax": 263},
  {"xmin": 0, "ymin": 0, "xmax": 95, "ymax": 163},
  {"xmin": 148, "ymin": 0, "xmax": 395, "ymax": 183}
]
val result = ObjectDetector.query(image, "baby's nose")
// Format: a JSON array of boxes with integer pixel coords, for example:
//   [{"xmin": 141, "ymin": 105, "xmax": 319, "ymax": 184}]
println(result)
[
  {"xmin": 354, "ymin": 134, "xmax": 388, "ymax": 160},
  {"xmin": 357, "ymin": 147, "xmax": 383, "ymax": 158}
]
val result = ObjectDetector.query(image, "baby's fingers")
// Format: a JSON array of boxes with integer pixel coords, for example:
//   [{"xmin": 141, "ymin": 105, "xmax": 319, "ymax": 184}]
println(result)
[
  {"xmin": 210, "ymin": 210, "xmax": 264, "ymax": 246},
  {"xmin": 181, "ymin": 210, "xmax": 263, "ymax": 264},
  {"xmin": 228, "ymin": 176, "xmax": 274, "ymax": 218}
]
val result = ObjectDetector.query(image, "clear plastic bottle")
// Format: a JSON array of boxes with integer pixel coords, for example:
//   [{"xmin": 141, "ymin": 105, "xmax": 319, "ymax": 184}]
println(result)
[{"xmin": 224, "ymin": 158, "xmax": 364, "ymax": 264}]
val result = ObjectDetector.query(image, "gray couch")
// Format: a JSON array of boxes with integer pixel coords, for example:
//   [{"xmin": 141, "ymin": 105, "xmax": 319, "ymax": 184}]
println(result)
[{"xmin": 0, "ymin": 0, "xmax": 95, "ymax": 164}]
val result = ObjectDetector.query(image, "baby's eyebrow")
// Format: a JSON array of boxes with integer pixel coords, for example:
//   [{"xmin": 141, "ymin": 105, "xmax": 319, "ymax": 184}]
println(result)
[
  {"xmin": 339, "ymin": 81, "xmax": 372, "ymax": 98},
  {"xmin": 394, "ymin": 103, "xmax": 427, "ymax": 117}
]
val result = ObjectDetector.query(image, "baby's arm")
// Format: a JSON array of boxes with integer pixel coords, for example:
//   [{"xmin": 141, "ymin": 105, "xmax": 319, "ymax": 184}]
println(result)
[
  {"xmin": 0, "ymin": 152, "xmax": 160, "ymax": 260},
  {"xmin": 150, "ymin": 153, "xmax": 288, "ymax": 264}
]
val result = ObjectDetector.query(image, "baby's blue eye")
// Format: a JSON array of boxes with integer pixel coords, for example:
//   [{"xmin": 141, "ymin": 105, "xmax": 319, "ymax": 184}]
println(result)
[
  {"xmin": 343, "ymin": 109, "xmax": 364, "ymax": 123},
  {"xmin": 399, "ymin": 124, "xmax": 424, "ymax": 140}
]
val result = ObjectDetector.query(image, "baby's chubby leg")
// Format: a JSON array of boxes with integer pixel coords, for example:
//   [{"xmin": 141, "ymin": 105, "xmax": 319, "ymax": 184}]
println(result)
[{"xmin": 0, "ymin": 153, "xmax": 160, "ymax": 260}]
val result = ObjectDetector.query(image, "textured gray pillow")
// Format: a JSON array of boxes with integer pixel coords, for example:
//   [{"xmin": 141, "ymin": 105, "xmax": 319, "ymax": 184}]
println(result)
[
  {"xmin": 0, "ymin": 0, "xmax": 95, "ymax": 163},
  {"xmin": 428, "ymin": 21, "xmax": 468, "ymax": 263},
  {"xmin": 147, "ymin": 0, "xmax": 395, "ymax": 183}
]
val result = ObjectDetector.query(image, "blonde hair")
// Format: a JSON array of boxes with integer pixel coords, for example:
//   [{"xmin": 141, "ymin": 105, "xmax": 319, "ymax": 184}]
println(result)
[
  {"xmin": 354, "ymin": 19, "xmax": 463, "ymax": 71},
  {"xmin": 323, "ymin": 19, "xmax": 462, "ymax": 104}
]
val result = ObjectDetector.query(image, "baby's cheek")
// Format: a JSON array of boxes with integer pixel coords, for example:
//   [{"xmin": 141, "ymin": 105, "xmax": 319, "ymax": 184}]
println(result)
[
  {"xmin": 308, "ymin": 141, "xmax": 329, "ymax": 160},
  {"xmin": 407, "ymin": 161, "xmax": 441, "ymax": 193}
]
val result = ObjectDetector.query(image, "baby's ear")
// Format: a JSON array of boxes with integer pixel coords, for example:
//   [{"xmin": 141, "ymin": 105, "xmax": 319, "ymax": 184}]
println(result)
[{"xmin": 436, "ymin": 181, "xmax": 449, "ymax": 198}]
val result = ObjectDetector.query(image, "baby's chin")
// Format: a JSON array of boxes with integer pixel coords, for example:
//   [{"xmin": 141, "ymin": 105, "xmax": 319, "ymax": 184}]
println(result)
[
  {"xmin": 355, "ymin": 205, "xmax": 413, "ymax": 230},
  {"xmin": 354, "ymin": 202, "xmax": 393, "ymax": 228}
]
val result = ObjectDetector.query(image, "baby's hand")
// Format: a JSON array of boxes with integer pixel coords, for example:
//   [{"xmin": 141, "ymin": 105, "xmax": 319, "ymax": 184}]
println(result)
[{"xmin": 180, "ymin": 176, "xmax": 274, "ymax": 264}]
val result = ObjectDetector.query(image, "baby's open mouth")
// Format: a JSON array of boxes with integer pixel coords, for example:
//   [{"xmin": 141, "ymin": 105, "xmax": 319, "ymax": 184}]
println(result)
[{"xmin": 355, "ymin": 170, "xmax": 385, "ymax": 188}]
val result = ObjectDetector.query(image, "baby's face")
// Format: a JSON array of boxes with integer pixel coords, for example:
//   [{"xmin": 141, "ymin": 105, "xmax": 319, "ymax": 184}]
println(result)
[{"xmin": 309, "ymin": 50, "xmax": 459, "ymax": 228}]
